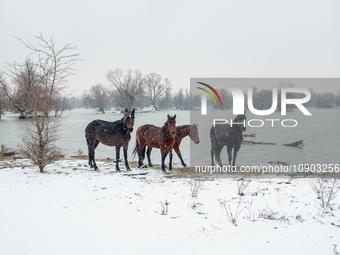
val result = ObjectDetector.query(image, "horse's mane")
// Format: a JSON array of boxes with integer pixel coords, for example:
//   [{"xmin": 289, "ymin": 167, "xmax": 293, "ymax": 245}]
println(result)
[
  {"xmin": 109, "ymin": 117, "xmax": 123, "ymax": 126},
  {"xmin": 179, "ymin": 125, "xmax": 191, "ymax": 129},
  {"xmin": 233, "ymin": 115, "xmax": 243, "ymax": 122},
  {"xmin": 162, "ymin": 121, "xmax": 168, "ymax": 132}
]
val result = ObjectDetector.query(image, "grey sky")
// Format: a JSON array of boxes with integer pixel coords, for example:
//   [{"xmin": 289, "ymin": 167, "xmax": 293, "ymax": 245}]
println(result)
[{"xmin": 1, "ymin": 0, "xmax": 340, "ymax": 94}]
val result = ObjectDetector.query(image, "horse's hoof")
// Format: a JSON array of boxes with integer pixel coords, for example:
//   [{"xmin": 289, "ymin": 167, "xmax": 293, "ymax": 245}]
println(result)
[
  {"xmin": 228, "ymin": 167, "xmax": 237, "ymax": 174},
  {"xmin": 126, "ymin": 167, "xmax": 132, "ymax": 171},
  {"xmin": 162, "ymin": 169, "xmax": 166, "ymax": 173},
  {"xmin": 148, "ymin": 164, "xmax": 153, "ymax": 168},
  {"xmin": 182, "ymin": 164, "xmax": 187, "ymax": 167},
  {"xmin": 169, "ymin": 169, "xmax": 173, "ymax": 172},
  {"xmin": 116, "ymin": 169, "xmax": 121, "ymax": 172}
]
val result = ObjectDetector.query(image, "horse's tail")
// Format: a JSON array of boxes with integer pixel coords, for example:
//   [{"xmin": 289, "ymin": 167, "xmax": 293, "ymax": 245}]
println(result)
[{"xmin": 132, "ymin": 138, "xmax": 139, "ymax": 159}]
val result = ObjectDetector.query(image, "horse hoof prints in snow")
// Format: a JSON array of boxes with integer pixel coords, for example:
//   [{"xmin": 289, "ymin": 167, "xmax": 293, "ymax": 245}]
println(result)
[
  {"xmin": 85, "ymin": 108, "xmax": 135, "ymax": 172},
  {"xmin": 134, "ymin": 114, "xmax": 177, "ymax": 173},
  {"xmin": 210, "ymin": 113, "xmax": 246, "ymax": 168}
]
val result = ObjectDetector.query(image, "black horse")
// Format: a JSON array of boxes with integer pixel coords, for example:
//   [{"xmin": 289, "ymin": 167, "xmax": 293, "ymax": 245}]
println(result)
[
  {"xmin": 85, "ymin": 108, "xmax": 135, "ymax": 171},
  {"xmin": 210, "ymin": 113, "xmax": 246, "ymax": 167}
]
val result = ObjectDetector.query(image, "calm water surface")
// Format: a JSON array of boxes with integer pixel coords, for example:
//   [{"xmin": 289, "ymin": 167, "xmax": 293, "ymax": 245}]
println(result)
[
  {"xmin": 0, "ymin": 109, "xmax": 191, "ymax": 166},
  {"xmin": 1, "ymin": 108, "xmax": 339, "ymax": 168},
  {"xmin": 191, "ymin": 107, "xmax": 340, "ymax": 167}
]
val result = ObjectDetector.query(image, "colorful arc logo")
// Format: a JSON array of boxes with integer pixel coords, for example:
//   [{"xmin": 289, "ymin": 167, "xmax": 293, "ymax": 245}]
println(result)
[{"xmin": 196, "ymin": 82, "xmax": 223, "ymax": 107}]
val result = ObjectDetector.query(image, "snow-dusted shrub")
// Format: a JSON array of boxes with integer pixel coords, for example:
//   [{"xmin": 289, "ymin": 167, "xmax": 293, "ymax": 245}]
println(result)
[
  {"xmin": 219, "ymin": 197, "xmax": 245, "ymax": 226},
  {"xmin": 310, "ymin": 177, "xmax": 339, "ymax": 210},
  {"xmin": 188, "ymin": 178, "xmax": 204, "ymax": 198}
]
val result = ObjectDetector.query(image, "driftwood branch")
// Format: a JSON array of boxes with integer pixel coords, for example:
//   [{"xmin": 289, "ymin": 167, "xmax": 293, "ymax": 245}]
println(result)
[
  {"xmin": 283, "ymin": 140, "xmax": 304, "ymax": 148},
  {"xmin": 268, "ymin": 161, "xmax": 288, "ymax": 165},
  {"xmin": 243, "ymin": 133, "xmax": 256, "ymax": 137},
  {"xmin": 243, "ymin": 140, "xmax": 276, "ymax": 145}
]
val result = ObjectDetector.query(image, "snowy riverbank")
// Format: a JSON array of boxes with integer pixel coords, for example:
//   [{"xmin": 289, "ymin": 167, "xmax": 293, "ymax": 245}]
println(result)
[{"xmin": 0, "ymin": 159, "xmax": 339, "ymax": 255}]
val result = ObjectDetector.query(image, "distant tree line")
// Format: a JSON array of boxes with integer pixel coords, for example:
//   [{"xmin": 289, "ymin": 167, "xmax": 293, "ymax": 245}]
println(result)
[
  {"xmin": 0, "ymin": 68, "xmax": 193, "ymax": 117},
  {"xmin": 3, "ymin": 70, "xmax": 340, "ymax": 117},
  {"xmin": 56, "ymin": 84, "xmax": 340, "ymax": 113},
  {"xmin": 81, "ymin": 68, "xmax": 190, "ymax": 113}
]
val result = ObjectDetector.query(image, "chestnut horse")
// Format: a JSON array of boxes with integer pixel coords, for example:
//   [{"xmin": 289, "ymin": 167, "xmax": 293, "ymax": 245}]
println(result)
[
  {"xmin": 145, "ymin": 124, "xmax": 199, "ymax": 167},
  {"xmin": 85, "ymin": 108, "xmax": 135, "ymax": 171},
  {"xmin": 134, "ymin": 114, "xmax": 176, "ymax": 172}
]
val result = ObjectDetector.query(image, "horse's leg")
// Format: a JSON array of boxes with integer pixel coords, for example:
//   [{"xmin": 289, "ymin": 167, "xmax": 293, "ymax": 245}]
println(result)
[
  {"xmin": 87, "ymin": 138, "xmax": 99, "ymax": 170},
  {"xmin": 137, "ymin": 138, "xmax": 147, "ymax": 168},
  {"xmin": 211, "ymin": 144, "xmax": 215, "ymax": 166},
  {"xmin": 210, "ymin": 129, "xmax": 217, "ymax": 166},
  {"xmin": 115, "ymin": 145, "xmax": 121, "ymax": 172},
  {"xmin": 227, "ymin": 146, "xmax": 233, "ymax": 166},
  {"xmin": 86, "ymin": 138, "xmax": 93, "ymax": 167},
  {"xmin": 141, "ymin": 145, "xmax": 146, "ymax": 166},
  {"xmin": 86, "ymin": 136, "xmax": 94, "ymax": 168},
  {"xmin": 232, "ymin": 145, "xmax": 241, "ymax": 167},
  {"xmin": 146, "ymin": 146, "xmax": 153, "ymax": 168},
  {"xmin": 169, "ymin": 149, "xmax": 173, "ymax": 172},
  {"xmin": 174, "ymin": 145, "xmax": 186, "ymax": 167},
  {"xmin": 91, "ymin": 140, "xmax": 100, "ymax": 170},
  {"xmin": 123, "ymin": 143, "xmax": 131, "ymax": 171},
  {"xmin": 214, "ymin": 144, "xmax": 223, "ymax": 167},
  {"xmin": 161, "ymin": 148, "xmax": 168, "ymax": 173}
]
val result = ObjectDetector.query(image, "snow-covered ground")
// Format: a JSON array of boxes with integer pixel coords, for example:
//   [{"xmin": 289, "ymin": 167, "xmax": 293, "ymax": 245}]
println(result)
[{"xmin": 0, "ymin": 159, "xmax": 339, "ymax": 255}]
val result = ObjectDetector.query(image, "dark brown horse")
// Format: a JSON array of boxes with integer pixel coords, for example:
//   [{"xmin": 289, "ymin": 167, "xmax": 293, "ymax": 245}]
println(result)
[
  {"xmin": 210, "ymin": 113, "xmax": 246, "ymax": 167},
  {"xmin": 85, "ymin": 108, "xmax": 135, "ymax": 171},
  {"xmin": 133, "ymin": 114, "xmax": 176, "ymax": 172},
  {"xmin": 145, "ymin": 124, "xmax": 200, "ymax": 167}
]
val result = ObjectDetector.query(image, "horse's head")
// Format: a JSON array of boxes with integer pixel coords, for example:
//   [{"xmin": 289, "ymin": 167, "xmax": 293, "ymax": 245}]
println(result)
[
  {"xmin": 190, "ymin": 124, "xmax": 200, "ymax": 144},
  {"xmin": 123, "ymin": 108, "xmax": 135, "ymax": 132},
  {"xmin": 233, "ymin": 112, "xmax": 247, "ymax": 132},
  {"xmin": 166, "ymin": 114, "xmax": 176, "ymax": 136}
]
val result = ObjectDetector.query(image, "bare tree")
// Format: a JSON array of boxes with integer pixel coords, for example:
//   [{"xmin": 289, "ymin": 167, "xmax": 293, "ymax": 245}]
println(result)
[
  {"xmin": 217, "ymin": 88, "xmax": 233, "ymax": 109},
  {"xmin": 315, "ymin": 92, "xmax": 336, "ymax": 108},
  {"xmin": 173, "ymin": 88, "xmax": 190, "ymax": 110},
  {"xmin": 0, "ymin": 33, "xmax": 80, "ymax": 172},
  {"xmin": 83, "ymin": 83, "xmax": 112, "ymax": 113},
  {"xmin": 158, "ymin": 78, "xmax": 173, "ymax": 109},
  {"xmin": 143, "ymin": 73, "xmax": 172, "ymax": 109},
  {"xmin": 190, "ymin": 93, "xmax": 201, "ymax": 110},
  {"xmin": 0, "ymin": 80, "xmax": 9, "ymax": 119},
  {"xmin": 337, "ymin": 92, "xmax": 340, "ymax": 107},
  {"xmin": 0, "ymin": 59, "xmax": 42, "ymax": 118},
  {"xmin": 250, "ymin": 88, "xmax": 276, "ymax": 110},
  {"xmin": 51, "ymin": 93, "xmax": 70, "ymax": 117},
  {"xmin": 106, "ymin": 68, "xmax": 145, "ymax": 109}
]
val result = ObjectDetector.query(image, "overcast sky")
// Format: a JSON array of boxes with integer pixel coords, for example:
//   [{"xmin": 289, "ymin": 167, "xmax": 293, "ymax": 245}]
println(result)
[{"xmin": 1, "ymin": 0, "xmax": 340, "ymax": 95}]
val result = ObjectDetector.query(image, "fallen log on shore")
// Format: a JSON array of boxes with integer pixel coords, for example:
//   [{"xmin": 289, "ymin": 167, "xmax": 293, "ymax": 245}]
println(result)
[{"xmin": 283, "ymin": 140, "xmax": 304, "ymax": 148}]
